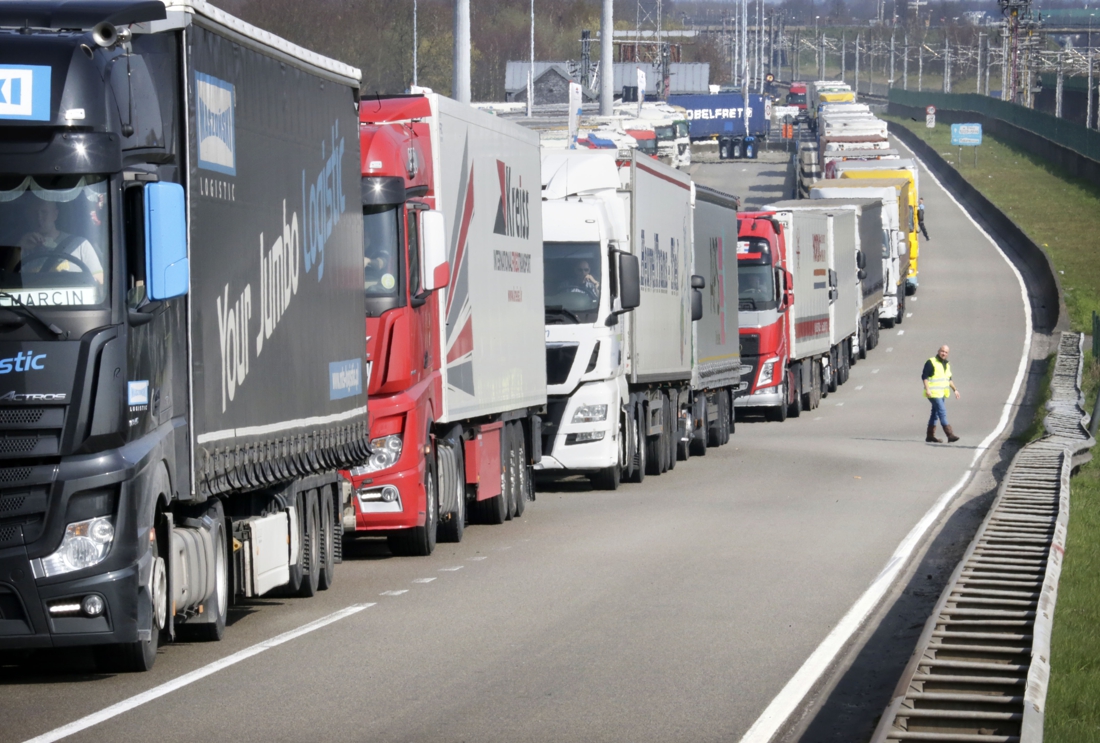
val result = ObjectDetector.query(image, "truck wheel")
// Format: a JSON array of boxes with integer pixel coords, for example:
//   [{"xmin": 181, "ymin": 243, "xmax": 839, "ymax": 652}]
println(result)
[
  {"xmin": 689, "ymin": 395, "xmax": 707, "ymax": 456},
  {"xmin": 299, "ymin": 489, "xmax": 321, "ymax": 594},
  {"xmin": 720, "ymin": 392, "xmax": 732, "ymax": 445},
  {"xmin": 591, "ymin": 464, "xmax": 621, "ymax": 490},
  {"xmin": 389, "ymin": 452, "xmax": 439, "ymax": 555},
  {"xmin": 828, "ymin": 349, "xmax": 839, "ymax": 393},
  {"xmin": 665, "ymin": 396, "xmax": 677, "ymax": 471},
  {"xmin": 97, "ymin": 525, "xmax": 168, "ymax": 672},
  {"xmin": 858, "ymin": 327, "xmax": 868, "ymax": 360},
  {"xmin": 628, "ymin": 408, "xmax": 647, "ymax": 484},
  {"xmin": 707, "ymin": 392, "xmax": 723, "ymax": 447},
  {"xmin": 512, "ymin": 423, "xmax": 527, "ymax": 518},
  {"xmin": 897, "ymin": 294, "xmax": 905, "ymax": 324},
  {"xmin": 768, "ymin": 381, "xmax": 789, "ymax": 423},
  {"xmin": 789, "ymin": 370, "xmax": 803, "ymax": 418},
  {"xmin": 504, "ymin": 425, "xmax": 518, "ymax": 520},
  {"xmin": 437, "ymin": 440, "xmax": 466, "ymax": 543},
  {"xmin": 318, "ymin": 486, "xmax": 336, "ymax": 591}
]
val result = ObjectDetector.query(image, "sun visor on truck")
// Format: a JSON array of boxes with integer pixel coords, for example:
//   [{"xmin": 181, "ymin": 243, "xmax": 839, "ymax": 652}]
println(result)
[{"xmin": 361, "ymin": 176, "xmax": 405, "ymax": 206}]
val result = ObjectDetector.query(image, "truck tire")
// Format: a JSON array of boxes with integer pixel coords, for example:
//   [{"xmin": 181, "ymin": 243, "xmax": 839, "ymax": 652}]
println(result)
[
  {"xmin": 789, "ymin": 370, "xmax": 803, "ymax": 418},
  {"xmin": 628, "ymin": 406, "xmax": 647, "ymax": 484},
  {"xmin": 768, "ymin": 380, "xmax": 789, "ymax": 422},
  {"xmin": 689, "ymin": 394, "xmax": 707, "ymax": 456},
  {"xmin": 897, "ymin": 294, "xmax": 905, "ymax": 324},
  {"xmin": 437, "ymin": 438, "xmax": 466, "ymax": 543},
  {"xmin": 591, "ymin": 464, "xmax": 621, "ymax": 490},
  {"xmin": 707, "ymin": 392, "xmax": 723, "ymax": 447},
  {"xmin": 299, "ymin": 489, "xmax": 322, "ymax": 593},
  {"xmin": 511, "ymin": 423, "xmax": 527, "ymax": 518},
  {"xmin": 721, "ymin": 391, "xmax": 732, "ymax": 444},
  {"xmin": 97, "ymin": 523, "xmax": 168, "ymax": 672},
  {"xmin": 318, "ymin": 485, "xmax": 336, "ymax": 590},
  {"xmin": 858, "ymin": 326, "xmax": 867, "ymax": 360},
  {"xmin": 828, "ymin": 349, "xmax": 839, "ymax": 393},
  {"xmin": 389, "ymin": 448, "xmax": 439, "ymax": 555},
  {"xmin": 665, "ymin": 396, "xmax": 677, "ymax": 471}
]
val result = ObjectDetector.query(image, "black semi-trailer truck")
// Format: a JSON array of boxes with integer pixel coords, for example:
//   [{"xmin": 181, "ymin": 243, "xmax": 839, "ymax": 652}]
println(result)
[{"xmin": 0, "ymin": 0, "xmax": 369, "ymax": 671}]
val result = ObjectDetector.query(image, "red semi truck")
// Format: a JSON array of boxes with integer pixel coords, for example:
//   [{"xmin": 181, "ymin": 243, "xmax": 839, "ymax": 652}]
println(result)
[
  {"xmin": 346, "ymin": 93, "xmax": 546, "ymax": 555},
  {"xmin": 734, "ymin": 209, "xmax": 862, "ymax": 421}
]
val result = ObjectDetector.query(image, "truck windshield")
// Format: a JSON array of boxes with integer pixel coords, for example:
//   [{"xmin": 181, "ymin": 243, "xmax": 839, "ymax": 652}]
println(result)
[
  {"xmin": 0, "ymin": 175, "xmax": 109, "ymax": 307},
  {"xmin": 632, "ymin": 137, "xmax": 658, "ymax": 156},
  {"xmin": 363, "ymin": 205, "xmax": 402, "ymax": 299},
  {"xmin": 654, "ymin": 125, "xmax": 675, "ymax": 141},
  {"xmin": 787, "ymin": 93, "xmax": 807, "ymax": 105},
  {"xmin": 544, "ymin": 241, "xmax": 601, "ymax": 324},
  {"xmin": 675, "ymin": 121, "xmax": 689, "ymax": 139},
  {"xmin": 738, "ymin": 237, "xmax": 777, "ymax": 311}
]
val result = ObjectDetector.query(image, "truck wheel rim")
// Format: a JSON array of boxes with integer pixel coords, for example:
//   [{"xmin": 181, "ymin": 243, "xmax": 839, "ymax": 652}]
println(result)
[{"xmin": 151, "ymin": 556, "xmax": 167, "ymax": 631}]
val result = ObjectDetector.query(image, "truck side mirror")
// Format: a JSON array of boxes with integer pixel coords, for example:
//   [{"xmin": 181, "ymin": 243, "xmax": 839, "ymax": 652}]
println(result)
[
  {"xmin": 617, "ymin": 252, "xmax": 641, "ymax": 311},
  {"xmin": 856, "ymin": 249, "xmax": 866, "ymax": 269},
  {"xmin": 690, "ymin": 274, "xmax": 705, "ymax": 290},
  {"xmin": 144, "ymin": 182, "xmax": 188, "ymax": 300},
  {"xmin": 690, "ymin": 273, "xmax": 704, "ymax": 322},
  {"xmin": 419, "ymin": 210, "xmax": 449, "ymax": 291}
]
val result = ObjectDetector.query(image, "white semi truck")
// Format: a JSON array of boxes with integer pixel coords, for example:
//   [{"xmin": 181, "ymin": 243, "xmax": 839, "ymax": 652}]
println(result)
[{"xmin": 537, "ymin": 150, "xmax": 713, "ymax": 489}]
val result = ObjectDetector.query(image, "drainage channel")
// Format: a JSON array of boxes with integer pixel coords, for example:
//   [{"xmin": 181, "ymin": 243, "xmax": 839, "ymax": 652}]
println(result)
[{"xmin": 871, "ymin": 333, "xmax": 1095, "ymax": 743}]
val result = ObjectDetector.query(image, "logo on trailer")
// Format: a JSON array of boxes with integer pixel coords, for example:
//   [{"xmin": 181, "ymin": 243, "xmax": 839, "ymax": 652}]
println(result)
[
  {"xmin": 493, "ymin": 161, "xmax": 530, "ymax": 238},
  {"xmin": 329, "ymin": 359, "xmax": 363, "ymax": 400},
  {"xmin": 195, "ymin": 72, "xmax": 236, "ymax": 175},
  {"xmin": 0, "ymin": 65, "xmax": 50, "ymax": 121}
]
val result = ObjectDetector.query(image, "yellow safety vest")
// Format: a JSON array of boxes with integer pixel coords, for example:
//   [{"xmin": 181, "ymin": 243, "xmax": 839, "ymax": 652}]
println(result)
[{"xmin": 924, "ymin": 357, "xmax": 952, "ymax": 399}]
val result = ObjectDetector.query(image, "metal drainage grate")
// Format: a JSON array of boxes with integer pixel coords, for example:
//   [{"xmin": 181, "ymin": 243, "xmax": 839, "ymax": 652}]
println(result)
[{"xmin": 873, "ymin": 332, "xmax": 1094, "ymax": 743}]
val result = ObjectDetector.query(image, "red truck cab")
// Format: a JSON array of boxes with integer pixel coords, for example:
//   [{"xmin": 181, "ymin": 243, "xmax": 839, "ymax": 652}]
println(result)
[
  {"xmin": 344, "ymin": 96, "xmax": 451, "ymax": 555},
  {"xmin": 786, "ymin": 82, "xmax": 808, "ymax": 111},
  {"xmin": 735, "ymin": 212, "xmax": 795, "ymax": 419}
]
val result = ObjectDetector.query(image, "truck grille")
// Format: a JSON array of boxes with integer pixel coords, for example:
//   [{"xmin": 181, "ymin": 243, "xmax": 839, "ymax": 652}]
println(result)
[
  {"xmin": 739, "ymin": 333, "xmax": 760, "ymax": 357},
  {"xmin": 0, "ymin": 436, "xmax": 40, "ymax": 455},
  {"xmin": 0, "ymin": 468, "xmax": 32, "ymax": 484},
  {"xmin": 0, "ymin": 409, "xmax": 44, "ymax": 425},
  {"xmin": 541, "ymin": 398, "xmax": 570, "ymax": 457},
  {"xmin": 546, "ymin": 343, "xmax": 579, "ymax": 386}
]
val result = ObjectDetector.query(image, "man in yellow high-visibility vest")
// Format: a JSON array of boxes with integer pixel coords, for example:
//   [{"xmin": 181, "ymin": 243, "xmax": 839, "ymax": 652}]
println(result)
[{"xmin": 923, "ymin": 345, "xmax": 960, "ymax": 443}]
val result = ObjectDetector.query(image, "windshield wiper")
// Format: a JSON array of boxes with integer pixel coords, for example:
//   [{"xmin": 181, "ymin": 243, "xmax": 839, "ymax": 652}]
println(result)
[
  {"xmin": 0, "ymin": 292, "xmax": 66, "ymax": 338},
  {"xmin": 739, "ymin": 298, "xmax": 757, "ymax": 310},
  {"xmin": 545, "ymin": 305, "xmax": 581, "ymax": 324}
]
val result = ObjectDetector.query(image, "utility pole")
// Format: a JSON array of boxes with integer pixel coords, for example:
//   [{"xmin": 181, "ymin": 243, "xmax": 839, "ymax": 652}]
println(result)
[
  {"xmin": 855, "ymin": 33, "xmax": 860, "ymax": 97},
  {"xmin": 1089, "ymin": 48, "xmax": 1094, "ymax": 129},
  {"xmin": 819, "ymin": 33, "xmax": 826, "ymax": 81},
  {"xmin": 890, "ymin": 31, "xmax": 895, "ymax": 89},
  {"xmin": 413, "ymin": 0, "xmax": 418, "ymax": 87},
  {"xmin": 453, "ymin": 0, "xmax": 470, "ymax": 103},
  {"xmin": 976, "ymin": 32, "xmax": 984, "ymax": 94},
  {"xmin": 918, "ymin": 43, "xmax": 923, "ymax": 92},
  {"xmin": 903, "ymin": 37, "xmax": 908, "ymax": 90},
  {"xmin": 943, "ymin": 37, "xmax": 950, "ymax": 93},
  {"xmin": 841, "ymin": 33, "xmax": 846, "ymax": 84},
  {"xmin": 600, "ymin": 0, "xmax": 613, "ymax": 115},
  {"xmin": 1056, "ymin": 53, "xmax": 1064, "ymax": 118},
  {"xmin": 985, "ymin": 33, "xmax": 993, "ymax": 96},
  {"xmin": 527, "ymin": 0, "xmax": 533, "ymax": 115}
]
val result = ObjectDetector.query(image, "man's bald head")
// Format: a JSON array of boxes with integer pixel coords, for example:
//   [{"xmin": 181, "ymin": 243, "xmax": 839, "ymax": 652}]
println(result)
[{"xmin": 937, "ymin": 346, "xmax": 950, "ymax": 360}]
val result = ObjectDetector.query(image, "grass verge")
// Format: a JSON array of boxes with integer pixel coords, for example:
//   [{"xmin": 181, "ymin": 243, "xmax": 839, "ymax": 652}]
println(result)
[
  {"xmin": 884, "ymin": 115, "xmax": 1100, "ymax": 332},
  {"xmin": 886, "ymin": 115, "xmax": 1100, "ymax": 739}
]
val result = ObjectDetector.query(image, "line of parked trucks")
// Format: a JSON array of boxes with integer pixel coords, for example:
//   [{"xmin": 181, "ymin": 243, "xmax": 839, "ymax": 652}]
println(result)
[{"xmin": 0, "ymin": 1, "xmax": 921, "ymax": 673}]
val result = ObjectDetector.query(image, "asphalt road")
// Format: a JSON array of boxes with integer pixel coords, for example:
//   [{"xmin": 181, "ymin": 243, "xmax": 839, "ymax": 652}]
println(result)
[{"xmin": 1, "ymin": 156, "xmax": 1030, "ymax": 743}]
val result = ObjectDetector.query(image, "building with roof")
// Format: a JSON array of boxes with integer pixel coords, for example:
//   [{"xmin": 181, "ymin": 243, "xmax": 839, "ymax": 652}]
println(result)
[{"xmin": 504, "ymin": 61, "xmax": 710, "ymax": 103}]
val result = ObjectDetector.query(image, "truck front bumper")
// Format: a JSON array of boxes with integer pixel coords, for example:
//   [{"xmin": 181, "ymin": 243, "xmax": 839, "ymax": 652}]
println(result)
[
  {"xmin": 0, "ymin": 443, "xmax": 160, "ymax": 650},
  {"xmin": 350, "ymin": 463, "xmax": 426, "ymax": 532},
  {"xmin": 535, "ymin": 385, "xmax": 619, "ymax": 473},
  {"xmin": 733, "ymin": 384, "xmax": 784, "ymax": 409}
]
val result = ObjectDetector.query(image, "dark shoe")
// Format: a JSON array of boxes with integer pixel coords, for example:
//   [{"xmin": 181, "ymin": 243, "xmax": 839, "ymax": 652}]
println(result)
[
  {"xmin": 926, "ymin": 426, "xmax": 942, "ymax": 443},
  {"xmin": 943, "ymin": 425, "xmax": 960, "ymax": 443}
]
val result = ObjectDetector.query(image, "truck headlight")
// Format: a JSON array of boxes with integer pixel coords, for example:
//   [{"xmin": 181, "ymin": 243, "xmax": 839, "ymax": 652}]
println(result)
[
  {"xmin": 38, "ymin": 517, "xmax": 115, "ymax": 577},
  {"xmin": 350, "ymin": 434, "xmax": 403, "ymax": 475},
  {"xmin": 758, "ymin": 358, "xmax": 779, "ymax": 387},
  {"xmin": 571, "ymin": 404, "xmax": 608, "ymax": 423}
]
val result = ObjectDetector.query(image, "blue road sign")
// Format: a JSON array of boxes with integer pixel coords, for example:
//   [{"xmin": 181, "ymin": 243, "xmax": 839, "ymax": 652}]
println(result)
[{"xmin": 951, "ymin": 123, "xmax": 982, "ymax": 146}]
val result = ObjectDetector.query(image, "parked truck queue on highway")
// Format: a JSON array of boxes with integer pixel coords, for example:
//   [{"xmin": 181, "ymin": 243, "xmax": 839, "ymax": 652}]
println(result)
[{"xmin": 0, "ymin": 0, "xmax": 916, "ymax": 674}]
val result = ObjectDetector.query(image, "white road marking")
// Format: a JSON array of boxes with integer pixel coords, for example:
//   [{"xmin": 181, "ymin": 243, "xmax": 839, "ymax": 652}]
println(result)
[
  {"xmin": 380, "ymin": 590, "xmax": 408, "ymax": 596},
  {"xmin": 814, "ymin": 417, "xmax": 823, "ymax": 421},
  {"xmin": 470, "ymin": 556, "xmax": 488, "ymax": 561},
  {"xmin": 22, "ymin": 604, "xmax": 373, "ymax": 743},
  {"xmin": 835, "ymin": 402, "xmax": 844, "ymax": 406},
  {"xmin": 886, "ymin": 347, "xmax": 894, "ymax": 352},
  {"xmin": 897, "ymin": 330, "xmax": 905, "ymax": 336},
  {"xmin": 739, "ymin": 141, "xmax": 1033, "ymax": 743},
  {"xmin": 412, "ymin": 578, "xmax": 436, "ymax": 584},
  {"xmin": 855, "ymin": 386, "xmax": 864, "ymax": 391},
  {"xmin": 439, "ymin": 566, "xmax": 464, "ymax": 572},
  {"xmin": 907, "ymin": 313, "xmax": 914, "ymax": 318},
  {"xmin": 872, "ymin": 369, "xmax": 880, "ymax": 374},
  {"xmin": 911, "ymin": 296, "xmax": 918, "ymax": 301}
]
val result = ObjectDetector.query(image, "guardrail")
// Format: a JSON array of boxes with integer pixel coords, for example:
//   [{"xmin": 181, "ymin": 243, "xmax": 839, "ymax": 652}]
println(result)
[{"xmin": 871, "ymin": 332, "xmax": 1095, "ymax": 743}]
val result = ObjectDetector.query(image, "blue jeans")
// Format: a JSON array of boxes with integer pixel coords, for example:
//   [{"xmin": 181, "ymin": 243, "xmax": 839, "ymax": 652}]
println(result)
[{"xmin": 928, "ymin": 398, "xmax": 949, "ymax": 427}]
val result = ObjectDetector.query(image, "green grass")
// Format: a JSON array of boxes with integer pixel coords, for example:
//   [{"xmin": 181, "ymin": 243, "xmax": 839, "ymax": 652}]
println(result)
[
  {"xmin": 885, "ymin": 115, "xmax": 1100, "ymax": 332},
  {"xmin": 1045, "ymin": 358, "xmax": 1100, "ymax": 742},
  {"xmin": 1016, "ymin": 354, "xmax": 1054, "ymax": 443}
]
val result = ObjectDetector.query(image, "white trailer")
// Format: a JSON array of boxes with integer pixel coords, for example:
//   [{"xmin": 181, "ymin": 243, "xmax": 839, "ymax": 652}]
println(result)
[{"xmin": 810, "ymin": 180, "xmax": 910, "ymax": 326}]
